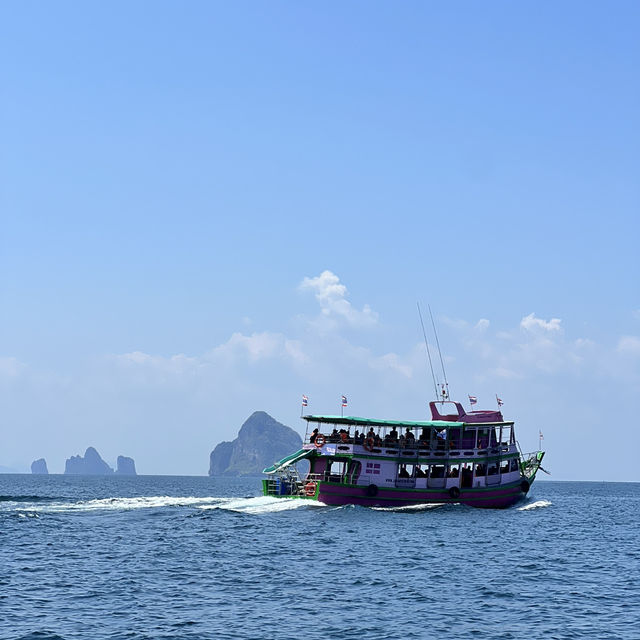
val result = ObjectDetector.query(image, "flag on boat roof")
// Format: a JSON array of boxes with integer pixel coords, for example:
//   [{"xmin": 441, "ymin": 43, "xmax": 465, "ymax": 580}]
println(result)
[
  {"xmin": 468, "ymin": 395, "xmax": 478, "ymax": 405},
  {"xmin": 302, "ymin": 395, "xmax": 308, "ymax": 407},
  {"xmin": 539, "ymin": 430, "xmax": 544, "ymax": 439},
  {"xmin": 496, "ymin": 395, "xmax": 504, "ymax": 406},
  {"xmin": 341, "ymin": 395, "xmax": 348, "ymax": 407}
]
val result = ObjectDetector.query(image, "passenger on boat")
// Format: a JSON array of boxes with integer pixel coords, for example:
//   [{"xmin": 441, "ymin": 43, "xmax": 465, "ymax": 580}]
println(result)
[
  {"xmin": 389, "ymin": 427, "xmax": 399, "ymax": 441},
  {"xmin": 415, "ymin": 466, "xmax": 426, "ymax": 478},
  {"xmin": 398, "ymin": 466, "xmax": 410, "ymax": 478},
  {"xmin": 419, "ymin": 427, "xmax": 429, "ymax": 443},
  {"xmin": 374, "ymin": 433, "xmax": 382, "ymax": 446},
  {"xmin": 398, "ymin": 434, "xmax": 405, "ymax": 448},
  {"xmin": 309, "ymin": 428, "xmax": 319, "ymax": 443},
  {"xmin": 329, "ymin": 428, "xmax": 340, "ymax": 442},
  {"xmin": 405, "ymin": 428, "xmax": 415, "ymax": 446},
  {"xmin": 366, "ymin": 427, "xmax": 375, "ymax": 440}
]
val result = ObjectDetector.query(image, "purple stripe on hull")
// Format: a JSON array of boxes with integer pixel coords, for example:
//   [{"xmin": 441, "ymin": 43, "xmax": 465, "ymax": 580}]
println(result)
[{"xmin": 317, "ymin": 483, "xmax": 526, "ymax": 509}]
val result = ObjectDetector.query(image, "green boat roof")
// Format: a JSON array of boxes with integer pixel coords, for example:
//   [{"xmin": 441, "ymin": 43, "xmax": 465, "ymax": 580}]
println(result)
[
  {"xmin": 303, "ymin": 415, "xmax": 464, "ymax": 429},
  {"xmin": 262, "ymin": 448, "xmax": 314, "ymax": 474}
]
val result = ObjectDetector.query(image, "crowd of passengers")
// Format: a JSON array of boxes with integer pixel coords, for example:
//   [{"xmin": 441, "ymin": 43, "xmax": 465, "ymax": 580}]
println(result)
[
  {"xmin": 309, "ymin": 426, "xmax": 494, "ymax": 449},
  {"xmin": 397, "ymin": 460, "xmax": 514, "ymax": 479}
]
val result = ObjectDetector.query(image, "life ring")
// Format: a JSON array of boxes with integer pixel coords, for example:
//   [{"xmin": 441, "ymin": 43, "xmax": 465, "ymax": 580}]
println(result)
[
  {"xmin": 366, "ymin": 484, "xmax": 378, "ymax": 497},
  {"xmin": 448, "ymin": 486, "xmax": 461, "ymax": 499},
  {"xmin": 520, "ymin": 479, "xmax": 530, "ymax": 493},
  {"xmin": 304, "ymin": 482, "xmax": 317, "ymax": 497},
  {"xmin": 340, "ymin": 432, "xmax": 348, "ymax": 443},
  {"xmin": 363, "ymin": 437, "xmax": 375, "ymax": 451},
  {"xmin": 314, "ymin": 434, "xmax": 326, "ymax": 448}
]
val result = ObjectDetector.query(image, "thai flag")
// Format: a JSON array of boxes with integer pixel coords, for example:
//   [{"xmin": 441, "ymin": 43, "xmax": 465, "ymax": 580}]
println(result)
[
  {"xmin": 468, "ymin": 395, "xmax": 478, "ymax": 405},
  {"xmin": 302, "ymin": 395, "xmax": 308, "ymax": 407},
  {"xmin": 496, "ymin": 396, "xmax": 504, "ymax": 406},
  {"xmin": 341, "ymin": 395, "xmax": 348, "ymax": 407},
  {"xmin": 539, "ymin": 430, "xmax": 544, "ymax": 440}
]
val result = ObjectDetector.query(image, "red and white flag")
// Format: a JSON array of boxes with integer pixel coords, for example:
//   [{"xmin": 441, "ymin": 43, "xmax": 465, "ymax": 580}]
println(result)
[
  {"xmin": 302, "ymin": 395, "xmax": 308, "ymax": 407},
  {"xmin": 341, "ymin": 395, "xmax": 348, "ymax": 407},
  {"xmin": 468, "ymin": 395, "xmax": 478, "ymax": 406},
  {"xmin": 496, "ymin": 395, "xmax": 504, "ymax": 406}
]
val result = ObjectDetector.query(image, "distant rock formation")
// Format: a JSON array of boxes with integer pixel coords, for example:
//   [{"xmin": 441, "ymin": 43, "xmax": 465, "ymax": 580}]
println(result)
[
  {"xmin": 115, "ymin": 455, "xmax": 137, "ymax": 476},
  {"xmin": 209, "ymin": 411, "xmax": 302, "ymax": 476},
  {"xmin": 31, "ymin": 458, "xmax": 49, "ymax": 474},
  {"xmin": 65, "ymin": 447, "xmax": 114, "ymax": 475}
]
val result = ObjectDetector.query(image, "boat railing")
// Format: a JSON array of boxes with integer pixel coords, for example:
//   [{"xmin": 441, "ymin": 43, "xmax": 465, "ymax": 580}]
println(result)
[{"xmin": 520, "ymin": 451, "xmax": 542, "ymax": 477}]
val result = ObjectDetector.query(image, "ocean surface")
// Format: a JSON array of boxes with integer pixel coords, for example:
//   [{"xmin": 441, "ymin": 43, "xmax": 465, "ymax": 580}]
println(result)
[{"xmin": 1, "ymin": 476, "xmax": 638, "ymax": 640}]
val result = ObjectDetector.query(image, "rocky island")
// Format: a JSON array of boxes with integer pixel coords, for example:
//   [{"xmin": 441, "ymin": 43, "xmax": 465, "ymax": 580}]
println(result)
[
  {"xmin": 31, "ymin": 458, "xmax": 49, "ymax": 474},
  {"xmin": 116, "ymin": 455, "xmax": 137, "ymax": 476},
  {"xmin": 209, "ymin": 411, "xmax": 302, "ymax": 476},
  {"xmin": 64, "ymin": 447, "xmax": 137, "ymax": 475}
]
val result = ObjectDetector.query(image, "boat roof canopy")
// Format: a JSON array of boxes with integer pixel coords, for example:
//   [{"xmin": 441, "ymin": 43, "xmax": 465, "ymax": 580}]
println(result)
[
  {"xmin": 262, "ymin": 448, "xmax": 314, "ymax": 474},
  {"xmin": 303, "ymin": 415, "xmax": 465, "ymax": 429}
]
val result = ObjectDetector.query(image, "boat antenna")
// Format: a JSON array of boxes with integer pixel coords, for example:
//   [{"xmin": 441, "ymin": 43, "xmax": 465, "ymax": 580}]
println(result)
[
  {"xmin": 417, "ymin": 302, "xmax": 439, "ymax": 400},
  {"xmin": 428, "ymin": 304, "xmax": 449, "ymax": 401}
]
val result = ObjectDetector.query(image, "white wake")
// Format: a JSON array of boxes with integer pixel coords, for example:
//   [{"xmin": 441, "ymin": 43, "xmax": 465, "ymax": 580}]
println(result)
[
  {"xmin": 517, "ymin": 499, "xmax": 552, "ymax": 511},
  {"xmin": 32, "ymin": 495, "xmax": 227, "ymax": 513},
  {"xmin": 198, "ymin": 495, "xmax": 325, "ymax": 515}
]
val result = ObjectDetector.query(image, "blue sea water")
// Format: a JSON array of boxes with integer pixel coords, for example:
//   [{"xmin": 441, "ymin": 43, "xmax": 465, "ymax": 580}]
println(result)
[{"xmin": 1, "ymin": 476, "xmax": 638, "ymax": 640}]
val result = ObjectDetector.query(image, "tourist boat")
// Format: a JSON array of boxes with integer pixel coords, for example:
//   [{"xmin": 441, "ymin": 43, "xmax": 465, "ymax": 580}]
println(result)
[{"xmin": 262, "ymin": 400, "xmax": 545, "ymax": 508}]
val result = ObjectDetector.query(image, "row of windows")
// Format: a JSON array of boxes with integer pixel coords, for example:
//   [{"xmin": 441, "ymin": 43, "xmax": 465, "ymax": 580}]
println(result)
[
  {"xmin": 323, "ymin": 458, "xmax": 520, "ymax": 482},
  {"xmin": 397, "ymin": 459, "xmax": 519, "ymax": 478}
]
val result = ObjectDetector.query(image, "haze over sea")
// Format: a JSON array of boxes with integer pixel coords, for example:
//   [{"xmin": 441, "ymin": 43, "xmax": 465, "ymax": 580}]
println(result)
[{"xmin": 2, "ymin": 475, "xmax": 638, "ymax": 640}]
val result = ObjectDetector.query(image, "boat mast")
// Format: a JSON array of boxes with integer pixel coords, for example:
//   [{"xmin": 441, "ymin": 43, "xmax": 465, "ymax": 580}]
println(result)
[
  {"xmin": 417, "ymin": 302, "xmax": 439, "ymax": 400},
  {"xmin": 428, "ymin": 304, "xmax": 450, "ymax": 401}
]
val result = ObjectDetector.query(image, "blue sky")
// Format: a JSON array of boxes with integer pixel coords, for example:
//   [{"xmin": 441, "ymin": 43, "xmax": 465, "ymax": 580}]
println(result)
[{"xmin": 1, "ymin": 2, "xmax": 638, "ymax": 478}]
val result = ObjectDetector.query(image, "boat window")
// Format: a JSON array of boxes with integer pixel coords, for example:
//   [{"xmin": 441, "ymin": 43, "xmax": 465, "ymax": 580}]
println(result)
[
  {"xmin": 365, "ymin": 461, "xmax": 381, "ymax": 476},
  {"xmin": 415, "ymin": 465, "xmax": 427, "ymax": 478},
  {"xmin": 430, "ymin": 464, "xmax": 445, "ymax": 478},
  {"xmin": 447, "ymin": 463, "xmax": 460, "ymax": 478},
  {"xmin": 347, "ymin": 460, "xmax": 361, "ymax": 483},
  {"xmin": 500, "ymin": 460, "xmax": 510, "ymax": 473},
  {"xmin": 487, "ymin": 462, "xmax": 499, "ymax": 476},
  {"xmin": 397, "ymin": 463, "xmax": 415, "ymax": 478},
  {"xmin": 474, "ymin": 463, "xmax": 486, "ymax": 477},
  {"xmin": 448, "ymin": 428, "xmax": 461, "ymax": 449},
  {"xmin": 501, "ymin": 425, "xmax": 512, "ymax": 445},
  {"xmin": 462, "ymin": 428, "xmax": 476, "ymax": 448},
  {"xmin": 510, "ymin": 458, "xmax": 519, "ymax": 472},
  {"xmin": 327, "ymin": 459, "xmax": 347, "ymax": 479},
  {"xmin": 477, "ymin": 429, "xmax": 489, "ymax": 449}
]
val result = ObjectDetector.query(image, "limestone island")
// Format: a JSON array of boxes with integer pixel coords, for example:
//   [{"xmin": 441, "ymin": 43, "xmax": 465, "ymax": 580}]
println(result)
[
  {"xmin": 31, "ymin": 458, "xmax": 49, "ymax": 474},
  {"xmin": 64, "ymin": 447, "xmax": 137, "ymax": 475},
  {"xmin": 209, "ymin": 411, "xmax": 302, "ymax": 476},
  {"xmin": 115, "ymin": 455, "xmax": 137, "ymax": 476}
]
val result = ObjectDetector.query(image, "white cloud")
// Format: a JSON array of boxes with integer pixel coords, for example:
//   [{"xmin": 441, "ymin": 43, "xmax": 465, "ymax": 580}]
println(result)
[
  {"xmin": 113, "ymin": 332, "xmax": 308, "ymax": 376},
  {"xmin": 212, "ymin": 331, "xmax": 308, "ymax": 365},
  {"xmin": 475, "ymin": 319, "xmax": 490, "ymax": 332},
  {"xmin": 520, "ymin": 313, "xmax": 562, "ymax": 333},
  {"xmin": 0, "ymin": 356, "xmax": 26, "ymax": 378},
  {"xmin": 299, "ymin": 270, "xmax": 378, "ymax": 328},
  {"xmin": 617, "ymin": 336, "xmax": 640, "ymax": 357}
]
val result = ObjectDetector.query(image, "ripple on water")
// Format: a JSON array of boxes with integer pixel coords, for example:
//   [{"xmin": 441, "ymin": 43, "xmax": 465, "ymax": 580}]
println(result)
[{"xmin": 1, "ymin": 477, "xmax": 639, "ymax": 640}]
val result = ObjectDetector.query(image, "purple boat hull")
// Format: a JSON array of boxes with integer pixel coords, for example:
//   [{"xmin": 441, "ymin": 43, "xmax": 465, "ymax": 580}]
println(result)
[{"xmin": 316, "ymin": 480, "xmax": 528, "ymax": 509}]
